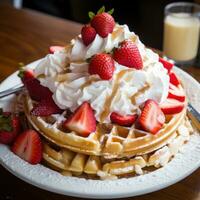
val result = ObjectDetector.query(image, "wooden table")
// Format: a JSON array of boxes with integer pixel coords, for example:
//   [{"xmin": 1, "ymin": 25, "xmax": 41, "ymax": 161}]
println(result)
[{"xmin": 0, "ymin": 3, "xmax": 200, "ymax": 200}]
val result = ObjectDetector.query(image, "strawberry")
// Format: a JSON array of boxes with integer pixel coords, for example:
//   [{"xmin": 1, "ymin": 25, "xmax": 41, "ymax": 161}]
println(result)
[
  {"xmin": 11, "ymin": 130, "xmax": 42, "ymax": 165},
  {"xmin": 63, "ymin": 102, "xmax": 96, "ymax": 137},
  {"xmin": 49, "ymin": 46, "xmax": 64, "ymax": 54},
  {"xmin": 110, "ymin": 112, "xmax": 138, "ymax": 127},
  {"xmin": 31, "ymin": 98, "xmax": 62, "ymax": 116},
  {"xmin": 169, "ymin": 72, "xmax": 180, "ymax": 86},
  {"xmin": 159, "ymin": 57, "xmax": 174, "ymax": 73},
  {"xmin": 113, "ymin": 40, "xmax": 143, "ymax": 69},
  {"xmin": 137, "ymin": 99, "xmax": 165, "ymax": 134},
  {"xmin": 160, "ymin": 98, "xmax": 185, "ymax": 115},
  {"xmin": 25, "ymin": 79, "xmax": 52, "ymax": 102},
  {"xmin": 168, "ymin": 83, "xmax": 185, "ymax": 102},
  {"xmin": 91, "ymin": 12, "xmax": 115, "ymax": 38},
  {"xmin": 81, "ymin": 25, "xmax": 96, "ymax": 46},
  {"xmin": 19, "ymin": 69, "xmax": 62, "ymax": 116},
  {"xmin": 89, "ymin": 53, "xmax": 115, "ymax": 80},
  {"xmin": 18, "ymin": 69, "xmax": 35, "ymax": 84},
  {"xmin": 0, "ymin": 111, "xmax": 21, "ymax": 145},
  {"xmin": 18, "ymin": 69, "xmax": 53, "ymax": 101}
]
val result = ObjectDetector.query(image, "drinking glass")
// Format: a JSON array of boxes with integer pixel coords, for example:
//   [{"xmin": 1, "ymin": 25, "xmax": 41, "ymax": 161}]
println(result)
[{"xmin": 163, "ymin": 2, "xmax": 200, "ymax": 65}]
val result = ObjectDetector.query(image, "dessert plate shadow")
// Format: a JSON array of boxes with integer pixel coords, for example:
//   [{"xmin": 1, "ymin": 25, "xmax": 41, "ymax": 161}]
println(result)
[{"xmin": 0, "ymin": 59, "xmax": 200, "ymax": 199}]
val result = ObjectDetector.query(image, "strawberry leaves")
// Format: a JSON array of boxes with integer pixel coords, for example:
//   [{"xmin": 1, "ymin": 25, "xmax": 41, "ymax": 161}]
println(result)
[
  {"xmin": 18, "ymin": 64, "xmax": 26, "ymax": 79},
  {"xmin": 107, "ymin": 8, "xmax": 114, "ymax": 15},
  {"xmin": 88, "ymin": 6, "xmax": 114, "ymax": 20},
  {"xmin": 0, "ymin": 109, "xmax": 12, "ymax": 132},
  {"xmin": 88, "ymin": 11, "xmax": 95, "ymax": 20},
  {"xmin": 97, "ymin": 6, "xmax": 105, "ymax": 14}
]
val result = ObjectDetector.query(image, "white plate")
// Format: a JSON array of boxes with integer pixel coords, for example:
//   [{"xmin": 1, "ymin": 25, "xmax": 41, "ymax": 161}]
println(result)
[{"xmin": 0, "ymin": 60, "xmax": 200, "ymax": 199}]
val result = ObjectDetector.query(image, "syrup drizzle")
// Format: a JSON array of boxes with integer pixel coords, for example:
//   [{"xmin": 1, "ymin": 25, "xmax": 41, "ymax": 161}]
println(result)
[
  {"xmin": 130, "ymin": 83, "xmax": 150, "ymax": 104},
  {"xmin": 72, "ymin": 60, "xmax": 85, "ymax": 64},
  {"xmin": 111, "ymin": 27, "xmax": 124, "ymax": 40},
  {"xmin": 81, "ymin": 77, "xmax": 100, "ymax": 90},
  {"xmin": 56, "ymin": 74, "xmax": 69, "ymax": 82},
  {"xmin": 99, "ymin": 70, "xmax": 130, "ymax": 123},
  {"xmin": 130, "ymin": 35, "xmax": 137, "ymax": 43}
]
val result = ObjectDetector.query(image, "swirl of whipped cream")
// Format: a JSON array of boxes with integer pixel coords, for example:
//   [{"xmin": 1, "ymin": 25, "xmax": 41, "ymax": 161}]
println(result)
[
  {"xmin": 53, "ymin": 60, "xmax": 169, "ymax": 123},
  {"xmin": 34, "ymin": 49, "xmax": 69, "ymax": 77},
  {"xmin": 38, "ymin": 61, "xmax": 89, "ymax": 94},
  {"xmin": 70, "ymin": 24, "xmax": 146, "ymax": 61}
]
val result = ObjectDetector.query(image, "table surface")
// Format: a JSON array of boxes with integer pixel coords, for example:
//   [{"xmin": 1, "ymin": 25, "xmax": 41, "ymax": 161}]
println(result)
[{"xmin": 0, "ymin": 3, "xmax": 200, "ymax": 200}]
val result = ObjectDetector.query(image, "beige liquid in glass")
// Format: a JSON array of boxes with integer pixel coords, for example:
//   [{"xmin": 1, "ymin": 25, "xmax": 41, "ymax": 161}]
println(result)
[{"xmin": 163, "ymin": 13, "xmax": 200, "ymax": 61}]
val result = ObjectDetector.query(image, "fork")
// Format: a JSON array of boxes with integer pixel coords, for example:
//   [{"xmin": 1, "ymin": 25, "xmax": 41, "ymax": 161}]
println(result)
[
  {"xmin": 0, "ymin": 84, "xmax": 24, "ymax": 98},
  {"xmin": 187, "ymin": 103, "xmax": 200, "ymax": 130}
]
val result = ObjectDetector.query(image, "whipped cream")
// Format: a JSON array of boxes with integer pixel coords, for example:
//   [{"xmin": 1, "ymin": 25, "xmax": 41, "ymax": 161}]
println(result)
[
  {"xmin": 34, "ymin": 24, "xmax": 169, "ymax": 123},
  {"xmin": 52, "ymin": 59, "xmax": 169, "ymax": 123},
  {"xmin": 70, "ymin": 24, "xmax": 146, "ymax": 61},
  {"xmin": 34, "ymin": 49, "xmax": 69, "ymax": 77}
]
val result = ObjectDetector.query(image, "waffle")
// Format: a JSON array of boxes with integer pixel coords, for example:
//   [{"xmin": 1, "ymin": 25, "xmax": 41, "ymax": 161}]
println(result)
[
  {"xmin": 23, "ymin": 90, "xmax": 187, "ymax": 160},
  {"xmin": 42, "ymin": 115, "xmax": 192, "ymax": 179}
]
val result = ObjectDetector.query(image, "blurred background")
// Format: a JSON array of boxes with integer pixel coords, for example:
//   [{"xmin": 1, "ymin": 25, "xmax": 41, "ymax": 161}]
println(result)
[
  {"xmin": 11, "ymin": 0, "xmax": 200, "ymax": 50},
  {"xmin": 1, "ymin": 0, "xmax": 200, "ymax": 67}
]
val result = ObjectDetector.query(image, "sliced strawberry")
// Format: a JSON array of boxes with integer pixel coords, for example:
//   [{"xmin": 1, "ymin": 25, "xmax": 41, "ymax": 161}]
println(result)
[
  {"xmin": 137, "ymin": 99, "xmax": 165, "ymax": 134},
  {"xmin": 81, "ymin": 25, "xmax": 96, "ymax": 46},
  {"xmin": 18, "ymin": 68, "xmax": 35, "ymax": 84},
  {"xmin": 31, "ymin": 98, "xmax": 63, "ymax": 116},
  {"xmin": 91, "ymin": 12, "xmax": 115, "ymax": 38},
  {"xmin": 18, "ymin": 69, "xmax": 52, "ymax": 101},
  {"xmin": 19, "ymin": 69, "xmax": 61, "ymax": 115},
  {"xmin": 89, "ymin": 53, "xmax": 115, "ymax": 80},
  {"xmin": 110, "ymin": 112, "xmax": 138, "ymax": 127},
  {"xmin": 63, "ymin": 102, "xmax": 96, "ymax": 137},
  {"xmin": 159, "ymin": 57, "xmax": 174, "ymax": 73},
  {"xmin": 11, "ymin": 130, "xmax": 42, "ymax": 165},
  {"xmin": 25, "ymin": 79, "xmax": 52, "ymax": 101},
  {"xmin": 168, "ymin": 84, "xmax": 185, "ymax": 102},
  {"xmin": 113, "ymin": 40, "xmax": 143, "ymax": 69},
  {"xmin": 160, "ymin": 98, "xmax": 185, "ymax": 115},
  {"xmin": 0, "ymin": 111, "xmax": 21, "ymax": 145},
  {"xmin": 49, "ymin": 46, "xmax": 64, "ymax": 54},
  {"xmin": 169, "ymin": 72, "xmax": 180, "ymax": 86}
]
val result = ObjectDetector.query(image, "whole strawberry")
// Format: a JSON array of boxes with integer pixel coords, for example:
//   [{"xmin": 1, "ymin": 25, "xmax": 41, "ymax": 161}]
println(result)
[
  {"xmin": 0, "ymin": 110, "xmax": 21, "ymax": 144},
  {"xmin": 89, "ymin": 53, "xmax": 115, "ymax": 80},
  {"xmin": 81, "ymin": 25, "xmax": 96, "ymax": 46},
  {"xmin": 89, "ymin": 6, "xmax": 115, "ymax": 38},
  {"xmin": 113, "ymin": 40, "xmax": 143, "ymax": 69}
]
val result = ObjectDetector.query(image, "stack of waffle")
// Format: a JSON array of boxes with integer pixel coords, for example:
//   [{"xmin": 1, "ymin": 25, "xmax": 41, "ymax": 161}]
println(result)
[{"xmin": 22, "ymin": 94, "xmax": 193, "ymax": 180}]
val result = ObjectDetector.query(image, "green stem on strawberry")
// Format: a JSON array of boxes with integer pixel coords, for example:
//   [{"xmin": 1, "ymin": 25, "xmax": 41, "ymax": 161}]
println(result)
[
  {"xmin": 17, "ymin": 63, "xmax": 25, "ymax": 79},
  {"xmin": 0, "ymin": 110, "xmax": 12, "ymax": 132},
  {"xmin": 88, "ymin": 6, "xmax": 114, "ymax": 20}
]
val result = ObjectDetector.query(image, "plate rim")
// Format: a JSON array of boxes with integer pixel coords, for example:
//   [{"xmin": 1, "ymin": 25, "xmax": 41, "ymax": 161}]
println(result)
[{"xmin": 0, "ymin": 59, "xmax": 200, "ymax": 199}]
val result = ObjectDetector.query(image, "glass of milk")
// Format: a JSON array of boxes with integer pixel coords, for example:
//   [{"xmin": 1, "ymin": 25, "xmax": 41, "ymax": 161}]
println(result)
[{"xmin": 163, "ymin": 2, "xmax": 200, "ymax": 65}]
